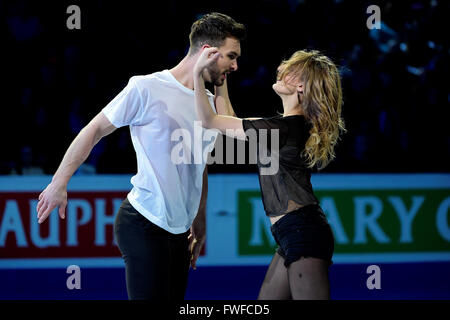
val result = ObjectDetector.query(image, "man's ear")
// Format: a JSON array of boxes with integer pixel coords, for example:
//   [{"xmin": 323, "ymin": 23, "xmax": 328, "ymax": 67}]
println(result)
[{"xmin": 195, "ymin": 44, "xmax": 210, "ymax": 57}]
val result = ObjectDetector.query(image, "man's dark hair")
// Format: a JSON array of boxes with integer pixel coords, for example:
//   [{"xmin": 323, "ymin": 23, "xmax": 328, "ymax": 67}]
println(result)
[{"xmin": 189, "ymin": 12, "xmax": 246, "ymax": 55}]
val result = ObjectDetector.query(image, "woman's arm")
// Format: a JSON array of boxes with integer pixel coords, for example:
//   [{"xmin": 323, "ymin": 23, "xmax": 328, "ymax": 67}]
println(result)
[
  {"xmin": 214, "ymin": 79, "xmax": 237, "ymax": 117},
  {"xmin": 214, "ymin": 74, "xmax": 261, "ymax": 120},
  {"xmin": 193, "ymin": 48, "xmax": 247, "ymax": 140}
]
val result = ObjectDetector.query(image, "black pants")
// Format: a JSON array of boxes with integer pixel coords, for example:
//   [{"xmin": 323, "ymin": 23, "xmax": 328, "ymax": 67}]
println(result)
[{"xmin": 114, "ymin": 197, "xmax": 191, "ymax": 300}]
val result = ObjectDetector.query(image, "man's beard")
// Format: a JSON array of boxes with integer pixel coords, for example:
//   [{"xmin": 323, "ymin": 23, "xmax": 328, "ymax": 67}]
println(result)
[{"xmin": 206, "ymin": 63, "xmax": 225, "ymax": 86}]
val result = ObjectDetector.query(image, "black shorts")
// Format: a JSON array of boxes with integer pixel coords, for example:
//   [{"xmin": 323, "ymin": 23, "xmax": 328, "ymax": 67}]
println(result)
[{"xmin": 270, "ymin": 204, "xmax": 335, "ymax": 268}]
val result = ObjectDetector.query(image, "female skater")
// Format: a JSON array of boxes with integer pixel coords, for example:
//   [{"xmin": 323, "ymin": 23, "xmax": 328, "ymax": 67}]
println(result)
[{"xmin": 193, "ymin": 47, "xmax": 345, "ymax": 299}]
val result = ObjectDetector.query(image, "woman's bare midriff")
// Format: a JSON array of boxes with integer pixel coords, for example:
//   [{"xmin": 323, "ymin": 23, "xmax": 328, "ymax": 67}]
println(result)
[
  {"xmin": 269, "ymin": 214, "xmax": 286, "ymax": 225},
  {"xmin": 269, "ymin": 201, "xmax": 304, "ymax": 225}
]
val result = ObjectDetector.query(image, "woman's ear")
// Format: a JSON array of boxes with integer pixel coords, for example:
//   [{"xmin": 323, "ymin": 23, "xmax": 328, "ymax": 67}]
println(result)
[{"xmin": 297, "ymin": 84, "xmax": 303, "ymax": 104}]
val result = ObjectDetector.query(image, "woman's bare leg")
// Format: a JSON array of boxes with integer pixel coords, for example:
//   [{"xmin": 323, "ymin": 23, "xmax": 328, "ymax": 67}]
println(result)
[
  {"xmin": 258, "ymin": 252, "xmax": 291, "ymax": 300},
  {"xmin": 287, "ymin": 256, "xmax": 330, "ymax": 300}
]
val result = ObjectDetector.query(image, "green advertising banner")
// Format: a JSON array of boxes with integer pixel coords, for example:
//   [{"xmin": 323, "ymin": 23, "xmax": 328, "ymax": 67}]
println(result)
[{"xmin": 239, "ymin": 189, "xmax": 450, "ymax": 255}]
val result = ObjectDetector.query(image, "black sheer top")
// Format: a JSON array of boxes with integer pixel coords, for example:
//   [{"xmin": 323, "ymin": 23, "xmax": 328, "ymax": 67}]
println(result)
[{"xmin": 242, "ymin": 115, "xmax": 319, "ymax": 217}]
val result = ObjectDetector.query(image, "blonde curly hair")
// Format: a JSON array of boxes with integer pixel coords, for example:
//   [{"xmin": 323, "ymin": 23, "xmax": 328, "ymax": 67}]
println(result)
[{"xmin": 278, "ymin": 50, "xmax": 346, "ymax": 170}]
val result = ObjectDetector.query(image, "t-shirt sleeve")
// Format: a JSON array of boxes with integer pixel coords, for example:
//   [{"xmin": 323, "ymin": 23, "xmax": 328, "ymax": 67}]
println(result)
[
  {"xmin": 242, "ymin": 117, "xmax": 289, "ymax": 148},
  {"xmin": 102, "ymin": 76, "xmax": 145, "ymax": 128}
]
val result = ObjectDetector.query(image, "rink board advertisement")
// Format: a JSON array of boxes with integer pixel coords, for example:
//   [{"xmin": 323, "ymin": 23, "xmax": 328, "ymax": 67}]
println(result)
[{"xmin": 0, "ymin": 174, "xmax": 449, "ymax": 268}]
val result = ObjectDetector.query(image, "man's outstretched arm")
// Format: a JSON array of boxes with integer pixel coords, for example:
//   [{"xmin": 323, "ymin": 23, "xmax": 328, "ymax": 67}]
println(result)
[{"xmin": 37, "ymin": 112, "xmax": 117, "ymax": 223}]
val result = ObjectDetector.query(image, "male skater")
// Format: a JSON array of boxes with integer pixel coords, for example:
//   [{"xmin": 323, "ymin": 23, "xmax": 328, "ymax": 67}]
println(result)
[{"xmin": 36, "ymin": 12, "xmax": 245, "ymax": 300}]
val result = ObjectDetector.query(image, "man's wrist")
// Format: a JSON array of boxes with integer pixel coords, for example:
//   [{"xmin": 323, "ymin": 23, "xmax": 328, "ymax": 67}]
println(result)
[
  {"xmin": 192, "ymin": 214, "xmax": 206, "ymax": 232},
  {"xmin": 193, "ymin": 217, "xmax": 206, "ymax": 227},
  {"xmin": 51, "ymin": 175, "xmax": 69, "ymax": 188}
]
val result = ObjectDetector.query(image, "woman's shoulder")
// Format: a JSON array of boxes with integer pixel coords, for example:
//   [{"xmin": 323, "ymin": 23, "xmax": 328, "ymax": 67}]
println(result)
[
  {"xmin": 243, "ymin": 114, "xmax": 309, "ymax": 132},
  {"xmin": 266, "ymin": 114, "xmax": 308, "ymax": 126}
]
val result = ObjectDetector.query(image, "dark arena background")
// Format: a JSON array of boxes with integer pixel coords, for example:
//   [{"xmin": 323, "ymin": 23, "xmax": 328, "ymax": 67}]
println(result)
[{"xmin": 0, "ymin": 0, "xmax": 449, "ymax": 303}]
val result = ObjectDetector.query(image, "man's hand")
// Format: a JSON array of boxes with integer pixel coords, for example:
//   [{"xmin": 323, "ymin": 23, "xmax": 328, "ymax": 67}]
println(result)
[
  {"xmin": 188, "ymin": 218, "xmax": 206, "ymax": 270},
  {"xmin": 36, "ymin": 180, "xmax": 68, "ymax": 224}
]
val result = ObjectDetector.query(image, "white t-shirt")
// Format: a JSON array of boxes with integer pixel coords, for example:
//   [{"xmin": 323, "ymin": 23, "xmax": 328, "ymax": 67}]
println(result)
[{"xmin": 102, "ymin": 70, "xmax": 217, "ymax": 234}]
